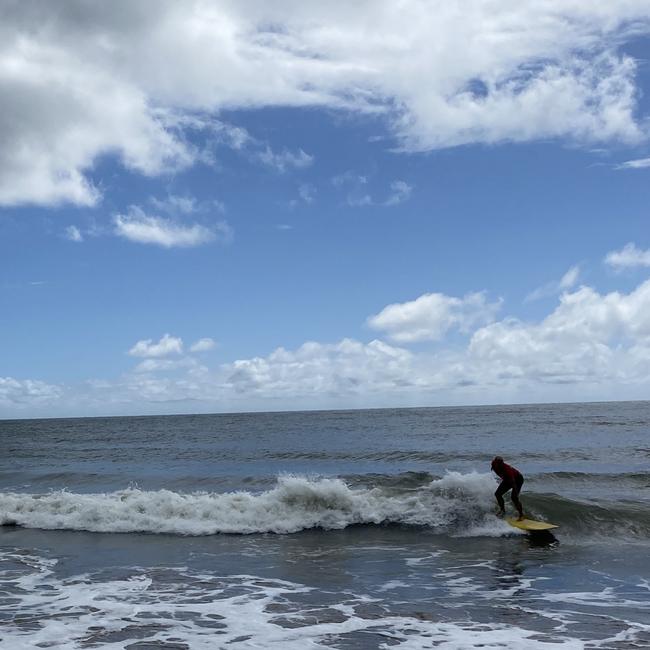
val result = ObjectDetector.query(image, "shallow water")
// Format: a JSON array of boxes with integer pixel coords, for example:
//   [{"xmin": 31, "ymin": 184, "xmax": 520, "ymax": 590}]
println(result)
[{"xmin": 1, "ymin": 402, "xmax": 649, "ymax": 648}]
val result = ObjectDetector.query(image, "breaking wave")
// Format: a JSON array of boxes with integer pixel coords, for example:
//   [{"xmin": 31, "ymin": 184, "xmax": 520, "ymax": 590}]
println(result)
[
  {"xmin": 1, "ymin": 471, "xmax": 648, "ymax": 538},
  {"xmin": 0, "ymin": 472, "xmax": 499, "ymax": 536}
]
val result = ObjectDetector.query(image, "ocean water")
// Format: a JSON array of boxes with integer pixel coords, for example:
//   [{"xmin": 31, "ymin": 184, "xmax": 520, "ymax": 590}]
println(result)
[{"xmin": 1, "ymin": 401, "xmax": 649, "ymax": 649}]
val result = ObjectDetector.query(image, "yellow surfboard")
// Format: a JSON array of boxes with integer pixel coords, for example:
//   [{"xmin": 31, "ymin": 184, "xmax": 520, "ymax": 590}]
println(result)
[{"xmin": 506, "ymin": 517, "xmax": 558, "ymax": 531}]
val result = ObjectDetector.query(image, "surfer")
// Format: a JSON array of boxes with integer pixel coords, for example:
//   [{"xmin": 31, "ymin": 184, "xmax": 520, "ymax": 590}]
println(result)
[{"xmin": 491, "ymin": 456, "xmax": 524, "ymax": 520}]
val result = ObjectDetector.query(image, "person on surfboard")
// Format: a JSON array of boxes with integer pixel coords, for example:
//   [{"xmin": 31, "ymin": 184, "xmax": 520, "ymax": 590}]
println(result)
[{"xmin": 491, "ymin": 456, "xmax": 524, "ymax": 520}]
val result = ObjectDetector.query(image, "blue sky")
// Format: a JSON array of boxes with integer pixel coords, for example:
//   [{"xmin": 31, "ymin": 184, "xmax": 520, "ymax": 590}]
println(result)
[{"xmin": 3, "ymin": 2, "xmax": 650, "ymax": 417}]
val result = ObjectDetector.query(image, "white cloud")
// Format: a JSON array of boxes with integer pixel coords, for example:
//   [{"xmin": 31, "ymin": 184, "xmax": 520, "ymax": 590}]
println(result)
[
  {"xmin": 0, "ymin": 25, "xmax": 193, "ymax": 206},
  {"xmin": 255, "ymin": 147, "xmax": 313, "ymax": 173},
  {"xmin": 616, "ymin": 157, "xmax": 650, "ymax": 169},
  {"xmin": 466, "ymin": 280, "xmax": 650, "ymax": 386},
  {"xmin": 112, "ymin": 280, "xmax": 650, "ymax": 406},
  {"xmin": 129, "ymin": 334, "xmax": 184, "ymax": 358},
  {"xmin": 332, "ymin": 172, "xmax": 367, "ymax": 187},
  {"xmin": 149, "ymin": 194, "xmax": 198, "ymax": 215},
  {"xmin": 298, "ymin": 183, "xmax": 315, "ymax": 204},
  {"xmin": 209, "ymin": 121, "xmax": 254, "ymax": 151},
  {"xmin": 203, "ymin": 119, "xmax": 314, "ymax": 174},
  {"xmin": 384, "ymin": 180, "xmax": 413, "ymax": 206},
  {"xmin": 133, "ymin": 357, "xmax": 200, "ymax": 374},
  {"xmin": 150, "ymin": 194, "xmax": 226, "ymax": 216},
  {"xmin": 113, "ymin": 206, "xmax": 231, "ymax": 248},
  {"xmin": 336, "ymin": 174, "xmax": 413, "ymax": 207},
  {"xmin": 64, "ymin": 225, "xmax": 83, "ymax": 242},
  {"xmin": 288, "ymin": 183, "xmax": 316, "ymax": 209},
  {"xmin": 11, "ymin": 277, "xmax": 650, "ymax": 416},
  {"xmin": 368, "ymin": 291, "xmax": 502, "ymax": 343},
  {"xmin": 225, "ymin": 338, "xmax": 415, "ymax": 397},
  {"xmin": 1, "ymin": 2, "xmax": 648, "ymax": 206},
  {"xmin": 559, "ymin": 265, "xmax": 580, "ymax": 290},
  {"xmin": 526, "ymin": 265, "xmax": 581, "ymax": 301},
  {"xmin": 604, "ymin": 243, "xmax": 650, "ymax": 269},
  {"xmin": 190, "ymin": 337, "xmax": 216, "ymax": 352},
  {"xmin": 347, "ymin": 193, "xmax": 373, "ymax": 207},
  {"xmin": 0, "ymin": 376, "xmax": 63, "ymax": 406}
]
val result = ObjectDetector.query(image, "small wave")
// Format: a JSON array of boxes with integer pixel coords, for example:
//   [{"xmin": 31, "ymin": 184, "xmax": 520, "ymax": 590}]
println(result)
[
  {"xmin": 533, "ymin": 471, "xmax": 650, "ymax": 483},
  {"xmin": 0, "ymin": 472, "xmax": 498, "ymax": 536},
  {"xmin": 524, "ymin": 492, "xmax": 650, "ymax": 538}
]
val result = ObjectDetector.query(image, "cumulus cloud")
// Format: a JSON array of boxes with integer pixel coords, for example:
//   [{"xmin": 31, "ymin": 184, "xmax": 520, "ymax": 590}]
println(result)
[
  {"xmin": 225, "ymin": 339, "xmax": 415, "ymax": 396},
  {"xmin": 525, "ymin": 265, "xmax": 581, "ymax": 302},
  {"xmin": 466, "ymin": 280, "xmax": 650, "ymax": 386},
  {"xmin": 1, "ymin": 2, "xmax": 648, "ymax": 206},
  {"xmin": 0, "ymin": 376, "xmax": 63, "ymax": 405},
  {"xmin": 368, "ymin": 291, "xmax": 502, "ymax": 343},
  {"xmin": 129, "ymin": 334, "xmax": 184, "ymax": 358},
  {"xmin": 10, "ymin": 277, "xmax": 650, "ymax": 415},
  {"xmin": 112, "ymin": 279, "xmax": 650, "ymax": 406},
  {"xmin": 133, "ymin": 357, "xmax": 201, "ymax": 374},
  {"xmin": 224, "ymin": 279, "xmax": 650, "ymax": 400},
  {"xmin": 190, "ymin": 337, "xmax": 216, "ymax": 352},
  {"xmin": 604, "ymin": 243, "xmax": 650, "ymax": 269},
  {"xmin": 113, "ymin": 206, "xmax": 231, "ymax": 248}
]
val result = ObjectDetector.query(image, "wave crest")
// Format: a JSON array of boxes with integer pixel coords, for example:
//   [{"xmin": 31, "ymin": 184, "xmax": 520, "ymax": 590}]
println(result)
[{"xmin": 0, "ymin": 472, "xmax": 498, "ymax": 536}]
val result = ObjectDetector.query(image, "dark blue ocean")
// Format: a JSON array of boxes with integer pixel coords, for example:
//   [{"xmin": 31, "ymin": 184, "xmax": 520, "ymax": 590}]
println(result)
[{"xmin": 1, "ymin": 402, "xmax": 649, "ymax": 648}]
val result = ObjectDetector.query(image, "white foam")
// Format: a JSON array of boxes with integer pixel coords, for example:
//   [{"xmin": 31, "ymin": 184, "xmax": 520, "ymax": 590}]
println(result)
[
  {"xmin": 0, "ymin": 472, "xmax": 503, "ymax": 536},
  {"xmin": 540, "ymin": 588, "xmax": 650, "ymax": 609},
  {"xmin": 378, "ymin": 580, "xmax": 410, "ymax": 591},
  {"xmin": 0, "ymin": 549, "xmax": 594, "ymax": 650}
]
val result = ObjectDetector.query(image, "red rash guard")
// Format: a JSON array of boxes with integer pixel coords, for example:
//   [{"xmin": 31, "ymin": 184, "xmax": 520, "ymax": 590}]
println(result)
[{"xmin": 492, "ymin": 462, "xmax": 521, "ymax": 485}]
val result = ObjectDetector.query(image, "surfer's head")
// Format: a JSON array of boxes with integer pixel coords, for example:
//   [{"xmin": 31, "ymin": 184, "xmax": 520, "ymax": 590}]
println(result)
[{"xmin": 491, "ymin": 456, "xmax": 504, "ymax": 471}]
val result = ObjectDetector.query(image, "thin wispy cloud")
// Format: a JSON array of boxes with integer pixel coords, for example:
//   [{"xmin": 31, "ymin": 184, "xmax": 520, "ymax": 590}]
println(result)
[
  {"xmin": 332, "ymin": 172, "xmax": 367, "ymax": 187},
  {"xmin": 149, "ymin": 195, "xmax": 199, "ymax": 215},
  {"xmin": 526, "ymin": 265, "xmax": 581, "ymax": 302},
  {"xmin": 298, "ymin": 184, "xmax": 315, "ymax": 204},
  {"xmin": 64, "ymin": 225, "xmax": 83, "ymax": 242},
  {"xmin": 334, "ymin": 173, "xmax": 413, "ymax": 207},
  {"xmin": 113, "ymin": 206, "xmax": 231, "ymax": 248},
  {"xmin": 288, "ymin": 183, "xmax": 316, "ymax": 209},
  {"xmin": 150, "ymin": 194, "xmax": 226, "ymax": 216},
  {"xmin": 384, "ymin": 180, "xmax": 413, "ymax": 206},
  {"xmin": 615, "ymin": 157, "xmax": 650, "ymax": 170},
  {"xmin": 256, "ymin": 147, "xmax": 313, "ymax": 173}
]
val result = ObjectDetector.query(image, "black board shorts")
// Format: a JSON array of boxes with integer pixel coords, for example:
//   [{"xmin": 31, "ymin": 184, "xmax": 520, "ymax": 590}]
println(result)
[{"xmin": 497, "ymin": 474, "xmax": 524, "ymax": 496}]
